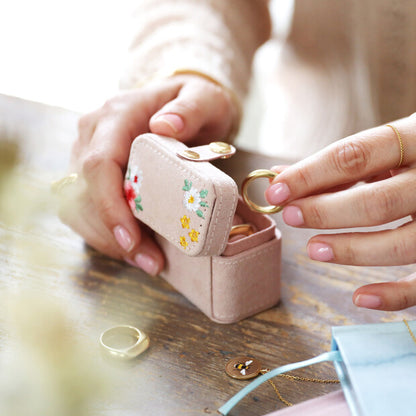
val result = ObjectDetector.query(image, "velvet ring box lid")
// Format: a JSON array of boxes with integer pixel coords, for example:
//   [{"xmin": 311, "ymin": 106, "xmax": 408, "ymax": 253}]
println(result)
[{"xmin": 124, "ymin": 134, "xmax": 239, "ymax": 256}]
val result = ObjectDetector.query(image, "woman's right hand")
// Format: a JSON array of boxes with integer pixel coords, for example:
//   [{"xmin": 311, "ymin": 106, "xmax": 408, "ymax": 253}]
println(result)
[
  {"xmin": 264, "ymin": 114, "xmax": 416, "ymax": 311},
  {"xmin": 59, "ymin": 74, "xmax": 238, "ymax": 275}
]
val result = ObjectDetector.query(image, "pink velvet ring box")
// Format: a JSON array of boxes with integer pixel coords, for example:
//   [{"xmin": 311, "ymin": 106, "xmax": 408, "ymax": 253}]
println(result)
[{"xmin": 124, "ymin": 133, "xmax": 282, "ymax": 323}]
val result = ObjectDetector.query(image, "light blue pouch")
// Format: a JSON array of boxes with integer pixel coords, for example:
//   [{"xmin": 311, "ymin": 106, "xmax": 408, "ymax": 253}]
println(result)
[{"xmin": 218, "ymin": 320, "xmax": 416, "ymax": 416}]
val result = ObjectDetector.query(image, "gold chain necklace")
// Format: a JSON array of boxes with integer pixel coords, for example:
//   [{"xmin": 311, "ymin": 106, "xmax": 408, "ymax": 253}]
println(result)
[
  {"xmin": 271, "ymin": 319, "xmax": 416, "ymax": 407},
  {"xmin": 260, "ymin": 369, "xmax": 339, "ymax": 407},
  {"xmin": 226, "ymin": 319, "xmax": 414, "ymax": 408},
  {"xmin": 403, "ymin": 319, "xmax": 416, "ymax": 344},
  {"xmin": 225, "ymin": 355, "xmax": 339, "ymax": 407}
]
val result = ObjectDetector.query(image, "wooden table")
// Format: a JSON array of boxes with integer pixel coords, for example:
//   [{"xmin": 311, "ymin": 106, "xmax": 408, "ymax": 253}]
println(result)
[{"xmin": 0, "ymin": 94, "xmax": 414, "ymax": 416}]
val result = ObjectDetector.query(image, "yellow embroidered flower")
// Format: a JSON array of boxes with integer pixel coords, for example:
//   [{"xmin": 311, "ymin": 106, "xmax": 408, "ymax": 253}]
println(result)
[
  {"xmin": 180, "ymin": 215, "xmax": 190, "ymax": 229},
  {"xmin": 179, "ymin": 236, "xmax": 188, "ymax": 249},
  {"xmin": 188, "ymin": 229, "xmax": 200, "ymax": 243}
]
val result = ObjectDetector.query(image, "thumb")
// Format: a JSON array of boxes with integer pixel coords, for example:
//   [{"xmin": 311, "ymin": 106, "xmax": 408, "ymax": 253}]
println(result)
[
  {"xmin": 353, "ymin": 273, "xmax": 416, "ymax": 311},
  {"xmin": 149, "ymin": 78, "xmax": 236, "ymax": 143}
]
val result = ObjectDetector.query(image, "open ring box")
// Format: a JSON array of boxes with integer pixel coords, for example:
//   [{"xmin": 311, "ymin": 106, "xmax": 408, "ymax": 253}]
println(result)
[{"xmin": 125, "ymin": 134, "xmax": 281, "ymax": 323}]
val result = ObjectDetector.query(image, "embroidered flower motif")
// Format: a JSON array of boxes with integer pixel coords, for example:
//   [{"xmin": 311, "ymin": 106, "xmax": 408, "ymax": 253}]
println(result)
[
  {"xmin": 182, "ymin": 179, "xmax": 208, "ymax": 219},
  {"xmin": 125, "ymin": 165, "xmax": 143, "ymax": 211},
  {"xmin": 181, "ymin": 215, "xmax": 191, "ymax": 229},
  {"xmin": 178, "ymin": 180, "xmax": 209, "ymax": 249},
  {"xmin": 184, "ymin": 187, "xmax": 201, "ymax": 212},
  {"xmin": 129, "ymin": 166, "xmax": 143, "ymax": 193},
  {"xmin": 179, "ymin": 236, "xmax": 188, "ymax": 249},
  {"xmin": 124, "ymin": 181, "xmax": 137, "ymax": 211},
  {"xmin": 188, "ymin": 229, "xmax": 199, "ymax": 243}
]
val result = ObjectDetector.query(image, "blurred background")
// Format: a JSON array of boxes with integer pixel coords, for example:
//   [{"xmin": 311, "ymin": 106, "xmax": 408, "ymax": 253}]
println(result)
[{"xmin": 0, "ymin": 0, "xmax": 294, "ymax": 152}]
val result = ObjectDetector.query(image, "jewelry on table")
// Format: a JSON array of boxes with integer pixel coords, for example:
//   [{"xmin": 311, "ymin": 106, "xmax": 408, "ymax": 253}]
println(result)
[
  {"xmin": 99, "ymin": 325, "xmax": 149, "ymax": 360},
  {"xmin": 225, "ymin": 355, "xmax": 339, "ymax": 407}
]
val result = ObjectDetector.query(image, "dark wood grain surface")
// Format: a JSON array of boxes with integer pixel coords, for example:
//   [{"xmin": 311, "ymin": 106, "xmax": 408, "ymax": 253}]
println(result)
[{"xmin": 0, "ymin": 94, "xmax": 415, "ymax": 416}]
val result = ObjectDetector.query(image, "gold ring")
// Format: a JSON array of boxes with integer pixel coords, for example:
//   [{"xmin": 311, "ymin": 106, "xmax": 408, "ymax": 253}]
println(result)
[
  {"xmin": 229, "ymin": 224, "xmax": 255, "ymax": 238},
  {"xmin": 241, "ymin": 169, "xmax": 282, "ymax": 214},
  {"xmin": 99, "ymin": 325, "xmax": 149, "ymax": 360},
  {"xmin": 386, "ymin": 124, "xmax": 404, "ymax": 168},
  {"xmin": 51, "ymin": 173, "xmax": 79, "ymax": 194}
]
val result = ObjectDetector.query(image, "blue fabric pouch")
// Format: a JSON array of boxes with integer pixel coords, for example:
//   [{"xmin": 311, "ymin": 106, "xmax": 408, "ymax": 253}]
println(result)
[{"xmin": 218, "ymin": 320, "xmax": 416, "ymax": 416}]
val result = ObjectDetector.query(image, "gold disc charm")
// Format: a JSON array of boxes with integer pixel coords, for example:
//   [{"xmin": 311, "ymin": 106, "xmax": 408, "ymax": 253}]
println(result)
[
  {"xmin": 241, "ymin": 169, "xmax": 282, "ymax": 214},
  {"xmin": 225, "ymin": 356, "xmax": 262, "ymax": 380}
]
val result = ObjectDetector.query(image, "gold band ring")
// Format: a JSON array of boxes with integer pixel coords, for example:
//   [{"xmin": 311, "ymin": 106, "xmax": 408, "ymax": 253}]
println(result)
[
  {"xmin": 241, "ymin": 169, "xmax": 282, "ymax": 214},
  {"xmin": 51, "ymin": 173, "xmax": 79, "ymax": 194},
  {"xmin": 229, "ymin": 224, "xmax": 255, "ymax": 238},
  {"xmin": 99, "ymin": 325, "xmax": 149, "ymax": 360},
  {"xmin": 386, "ymin": 124, "xmax": 404, "ymax": 168}
]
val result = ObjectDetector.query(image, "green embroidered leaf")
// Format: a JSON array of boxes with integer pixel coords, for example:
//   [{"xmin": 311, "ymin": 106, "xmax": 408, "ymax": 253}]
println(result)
[
  {"xmin": 200, "ymin": 201, "xmax": 208, "ymax": 207},
  {"xmin": 182, "ymin": 179, "xmax": 192, "ymax": 191},
  {"xmin": 199, "ymin": 189, "xmax": 208, "ymax": 198},
  {"xmin": 135, "ymin": 201, "xmax": 143, "ymax": 211},
  {"xmin": 126, "ymin": 167, "xmax": 131, "ymax": 180},
  {"xmin": 196, "ymin": 210, "xmax": 204, "ymax": 219},
  {"xmin": 135, "ymin": 196, "xmax": 143, "ymax": 211}
]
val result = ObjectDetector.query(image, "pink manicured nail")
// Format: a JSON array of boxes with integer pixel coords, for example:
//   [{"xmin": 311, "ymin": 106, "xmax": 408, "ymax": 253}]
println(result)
[
  {"xmin": 134, "ymin": 253, "xmax": 159, "ymax": 276},
  {"xmin": 113, "ymin": 225, "xmax": 133, "ymax": 252},
  {"xmin": 307, "ymin": 242, "xmax": 334, "ymax": 262},
  {"xmin": 399, "ymin": 273, "xmax": 416, "ymax": 282},
  {"xmin": 152, "ymin": 113, "xmax": 184, "ymax": 133},
  {"xmin": 265, "ymin": 183, "xmax": 290, "ymax": 206},
  {"xmin": 282, "ymin": 206, "xmax": 304, "ymax": 226},
  {"xmin": 354, "ymin": 294, "xmax": 382, "ymax": 309}
]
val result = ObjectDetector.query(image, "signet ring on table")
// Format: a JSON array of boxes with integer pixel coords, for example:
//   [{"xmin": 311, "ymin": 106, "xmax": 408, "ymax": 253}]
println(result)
[{"xmin": 99, "ymin": 325, "xmax": 149, "ymax": 360}]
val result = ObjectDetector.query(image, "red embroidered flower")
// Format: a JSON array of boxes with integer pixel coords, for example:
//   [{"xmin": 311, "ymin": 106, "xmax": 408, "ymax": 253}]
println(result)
[{"xmin": 124, "ymin": 181, "xmax": 137, "ymax": 210}]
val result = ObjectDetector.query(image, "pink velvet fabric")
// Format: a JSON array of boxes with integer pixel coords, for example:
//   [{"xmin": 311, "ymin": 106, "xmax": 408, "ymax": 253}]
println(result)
[
  {"xmin": 127, "ymin": 133, "xmax": 282, "ymax": 323},
  {"xmin": 126, "ymin": 134, "xmax": 238, "ymax": 256},
  {"xmin": 222, "ymin": 198, "xmax": 277, "ymax": 256},
  {"xmin": 157, "ymin": 199, "xmax": 281, "ymax": 323}
]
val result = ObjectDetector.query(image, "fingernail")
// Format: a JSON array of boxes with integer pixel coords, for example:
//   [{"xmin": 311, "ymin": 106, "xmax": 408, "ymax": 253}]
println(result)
[
  {"xmin": 113, "ymin": 225, "xmax": 133, "ymax": 252},
  {"xmin": 269, "ymin": 165, "xmax": 289, "ymax": 174},
  {"xmin": 399, "ymin": 273, "xmax": 416, "ymax": 282},
  {"xmin": 152, "ymin": 113, "xmax": 184, "ymax": 133},
  {"xmin": 282, "ymin": 206, "xmax": 304, "ymax": 226},
  {"xmin": 265, "ymin": 183, "xmax": 290, "ymax": 206},
  {"xmin": 354, "ymin": 294, "xmax": 382, "ymax": 309},
  {"xmin": 307, "ymin": 242, "xmax": 334, "ymax": 262},
  {"xmin": 134, "ymin": 253, "xmax": 159, "ymax": 276}
]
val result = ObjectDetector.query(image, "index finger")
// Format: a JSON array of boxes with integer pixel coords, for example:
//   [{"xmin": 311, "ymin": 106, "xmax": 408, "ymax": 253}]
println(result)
[{"xmin": 265, "ymin": 116, "xmax": 416, "ymax": 207}]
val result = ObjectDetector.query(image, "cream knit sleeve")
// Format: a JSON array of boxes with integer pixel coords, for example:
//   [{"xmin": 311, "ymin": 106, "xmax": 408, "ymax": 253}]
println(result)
[{"xmin": 119, "ymin": 0, "xmax": 271, "ymax": 102}]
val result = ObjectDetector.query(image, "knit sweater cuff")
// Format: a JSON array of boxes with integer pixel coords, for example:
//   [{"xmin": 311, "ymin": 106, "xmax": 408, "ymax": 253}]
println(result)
[{"xmin": 119, "ymin": 0, "xmax": 271, "ymax": 103}]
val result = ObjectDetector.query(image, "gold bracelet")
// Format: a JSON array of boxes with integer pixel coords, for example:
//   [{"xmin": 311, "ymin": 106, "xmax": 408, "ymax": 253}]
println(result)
[{"xmin": 135, "ymin": 68, "xmax": 242, "ymax": 141}]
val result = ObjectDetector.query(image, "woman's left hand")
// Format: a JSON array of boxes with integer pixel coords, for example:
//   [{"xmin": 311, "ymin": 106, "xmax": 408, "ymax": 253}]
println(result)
[{"xmin": 265, "ymin": 113, "xmax": 416, "ymax": 311}]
